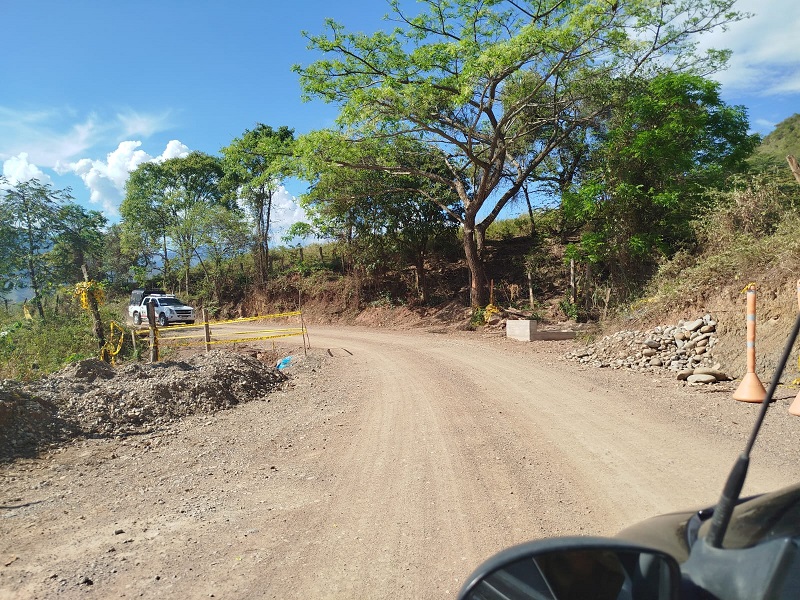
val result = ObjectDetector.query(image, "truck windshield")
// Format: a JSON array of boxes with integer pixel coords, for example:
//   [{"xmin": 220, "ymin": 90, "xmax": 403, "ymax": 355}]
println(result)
[{"xmin": 157, "ymin": 298, "xmax": 184, "ymax": 306}]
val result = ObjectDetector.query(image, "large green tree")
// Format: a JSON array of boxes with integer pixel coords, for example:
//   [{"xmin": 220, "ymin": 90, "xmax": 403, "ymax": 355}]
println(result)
[
  {"xmin": 561, "ymin": 73, "xmax": 759, "ymax": 289},
  {"xmin": 294, "ymin": 0, "xmax": 745, "ymax": 305},
  {"xmin": 121, "ymin": 152, "xmax": 227, "ymax": 294},
  {"xmin": 193, "ymin": 206, "xmax": 251, "ymax": 302},
  {"xmin": 295, "ymin": 133, "xmax": 461, "ymax": 302},
  {"xmin": 121, "ymin": 162, "xmax": 175, "ymax": 287},
  {"xmin": 221, "ymin": 124, "xmax": 295, "ymax": 285},
  {"xmin": 49, "ymin": 204, "xmax": 108, "ymax": 285},
  {"xmin": 0, "ymin": 178, "xmax": 74, "ymax": 317}
]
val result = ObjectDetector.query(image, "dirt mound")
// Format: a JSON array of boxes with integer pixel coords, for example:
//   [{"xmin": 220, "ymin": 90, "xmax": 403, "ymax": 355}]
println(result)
[
  {"xmin": 0, "ymin": 384, "xmax": 78, "ymax": 461},
  {"xmin": 0, "ymin": 350, "xmax": 289, "ymax": 462}
]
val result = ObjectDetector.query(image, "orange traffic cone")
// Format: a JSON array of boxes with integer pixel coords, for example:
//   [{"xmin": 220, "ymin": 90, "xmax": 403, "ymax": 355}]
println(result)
[
  {"xmin": 789, "ymin": 280, "xmax": 800, "ymax": 416},
  {"xmin": 733, "ymin": 284, "xmax": 767, "ymax": 403},
  {"xmin": 791, "ymin": 391, "xmax": 800, "ymax": 416}
]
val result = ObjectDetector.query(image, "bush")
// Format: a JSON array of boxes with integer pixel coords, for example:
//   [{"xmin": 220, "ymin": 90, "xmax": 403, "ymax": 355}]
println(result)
[
  {"xmin": 0, "ymin": 313, "xmax": 95, "ymax": 380},
  {"xmin": 0, "ymin": 300, "xmax": 135, "ymax": 381}
]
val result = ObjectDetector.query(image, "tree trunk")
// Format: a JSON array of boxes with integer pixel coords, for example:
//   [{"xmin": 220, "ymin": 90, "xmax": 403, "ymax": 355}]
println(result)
[
  {"xmin": 162, "ymin": 233, "xmax": 170, "ymax": 291},
  {"xmin": 263, "ymin": 192, "xmax": 273, "ymax": 282},
  {"xmin": 570, "ymin": 259, "xmax": 577, "ymax": 305},
  {"xmin": 23, "ymin": 212, "xmax": 45, "ymax": 319},
  {"xmin": 414, "ymin": 254, "xmax": 429, "ymax": 304},
  {"xmin": 584, "ymin": 262, "xmax": 592, "ymax": 316},
  {"xmin": 788, "ymin": 155, "xmax": 800, "ymax": 185},
  {"xmin": 255, "ymin": 203, "xmax": 266, "ymax": 285},
  {"xmin": 193, "ymin": 250, "xmax": 216, "ymax": 302},
  {"xmin": 81, "ymin": 265, "xmax": 106, "ymax": 357},
  {"xmin": 527, "ymin": 271, "xmax": 535, "ymax": 308},
  {"xmin": 522, "ymin": 186, "xmax": 538, "ymax": 241},
  {"xmin": 463, "ymin": 228, "xmax": 489, "ymax": 306}
]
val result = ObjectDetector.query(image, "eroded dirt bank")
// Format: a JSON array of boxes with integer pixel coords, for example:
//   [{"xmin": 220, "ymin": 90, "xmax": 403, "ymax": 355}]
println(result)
[{"xmin": 2, "ymin": 326, "xmax": 799, "ymax": 599}]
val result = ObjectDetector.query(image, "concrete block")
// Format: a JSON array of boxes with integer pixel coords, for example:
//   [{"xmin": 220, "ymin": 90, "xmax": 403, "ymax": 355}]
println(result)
[
  {"xmin": 506, "ymin": 319, "xmax": 538, "ymax": 341},
  {"xmin": 506, "ymin": 319, "xmax": 577, "ymax": 342}
]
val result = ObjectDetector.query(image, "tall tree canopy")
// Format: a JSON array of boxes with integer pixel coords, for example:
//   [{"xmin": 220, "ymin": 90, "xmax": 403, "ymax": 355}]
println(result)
[
  {"xmin": 294, "ymin": 0, "xmax": 745, "ymax": 305},
  {"xmin": 221, "ymin": 124, "xmax": 295, "ymax": 285},
  {"xmin": 0, "ymin": 178, "xmax": 76, "ymax": 317},
  {"xmin": 561, "ymin": 73, "xmax": 758, "ymax": 289},
  {"xmin": 295, "ymin": 133, "xmax": 462, "ymax": 302},
  {"xmin": 121, "ymin": 152, "xmax": 227, "ymax": 294},
  {"xmin": 49, "ymin": 204, "xmax": 108, "ymax": 285}
]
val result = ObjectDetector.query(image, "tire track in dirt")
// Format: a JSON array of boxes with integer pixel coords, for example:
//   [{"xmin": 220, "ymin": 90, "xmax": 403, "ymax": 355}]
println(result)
[{"xmin": 257, "ymin": 328, "xmax": 627, "ymax": 598}]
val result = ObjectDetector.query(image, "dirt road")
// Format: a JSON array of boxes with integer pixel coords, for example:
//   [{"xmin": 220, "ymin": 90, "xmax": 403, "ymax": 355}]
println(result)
[{"xmin": 3, "ymin": 325, "xmax": 799, "ymax": 599}]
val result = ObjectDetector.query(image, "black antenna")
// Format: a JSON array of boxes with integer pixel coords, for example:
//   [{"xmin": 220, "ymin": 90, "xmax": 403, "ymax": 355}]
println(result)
[{"xmin": 705, "ymin": 310, "xmax": 800, "ymax": 548}]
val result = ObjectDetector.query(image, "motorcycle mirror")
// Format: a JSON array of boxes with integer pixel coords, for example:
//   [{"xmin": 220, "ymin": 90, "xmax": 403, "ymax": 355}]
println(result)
[{"xmin": 458, "ymin": 536, "xmax": 680, "ymax": 600}]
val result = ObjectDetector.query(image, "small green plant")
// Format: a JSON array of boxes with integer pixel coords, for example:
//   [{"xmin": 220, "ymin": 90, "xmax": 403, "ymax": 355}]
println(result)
[
  {"xmin": 470, "ymin": 306, "xmax": 486, "ymax": 326},
  {"xmin": 368, "ymin": 291, "xmax": 395, "ymax": 308},
  {"xmin": 559, "ymin": 298, "xmax": 579, "ymax": 321}
]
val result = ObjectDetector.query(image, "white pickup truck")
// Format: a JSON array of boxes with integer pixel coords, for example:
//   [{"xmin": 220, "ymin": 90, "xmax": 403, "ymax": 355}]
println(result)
[{"xmin": 128, "ymin": 290, "xmax": 195, "ymax": 327}]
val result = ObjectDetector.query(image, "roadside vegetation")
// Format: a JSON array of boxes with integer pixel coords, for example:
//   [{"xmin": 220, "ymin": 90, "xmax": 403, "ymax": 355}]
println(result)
[{"xmin": 2, "ymin": 1, "xmax": 799, "ymax": 381}]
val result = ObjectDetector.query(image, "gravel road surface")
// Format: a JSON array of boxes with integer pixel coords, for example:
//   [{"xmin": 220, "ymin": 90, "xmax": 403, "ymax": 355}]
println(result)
[{"xmin": 2, "ymin": 325, "xmax": 799, "ymax": 599}]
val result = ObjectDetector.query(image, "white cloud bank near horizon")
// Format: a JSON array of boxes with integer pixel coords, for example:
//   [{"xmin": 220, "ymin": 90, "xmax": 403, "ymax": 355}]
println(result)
[{"xmin": 5, "ymin": 141, "xmax": 306, "ymax": 230}]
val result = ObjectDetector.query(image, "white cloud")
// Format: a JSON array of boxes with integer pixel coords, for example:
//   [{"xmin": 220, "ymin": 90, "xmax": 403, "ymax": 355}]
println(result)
[
  {"xmin": 117, "ymin": 110, "xmax": 173, "ymax": 138},
  {"xmin": 2, "ymin": 153, "xmax": 53, "ymax": 185},
  {"xmin": 152, "ymin": 140, "xmax": 191, "ymax": 163},
  {"xmin": 236, "ymin": 184, "xmax": 307, "ymax": 241},
  {"xmin": 0, "ymin": 108, "xmax": 104, "ymax": 167},
  {"xmin": 270, "ymin": 186, "xmax": 306, "ymax": 239},
  {"xmin": 57, "ymin": 140, "xmax": 190, "ymax": 217},
  {"xmin": 700, "ymin": 0, "xmax": 800, "ymax": 96},
  {"xmin": 0, "ymin": 106, "xmax": 175, "ymax": 168}
]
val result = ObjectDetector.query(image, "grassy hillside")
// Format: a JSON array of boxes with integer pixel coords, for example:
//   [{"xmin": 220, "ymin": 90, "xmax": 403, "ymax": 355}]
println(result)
[{"xmin": 750, "ymin": 113, "xmax": 800, "ymax": 172}]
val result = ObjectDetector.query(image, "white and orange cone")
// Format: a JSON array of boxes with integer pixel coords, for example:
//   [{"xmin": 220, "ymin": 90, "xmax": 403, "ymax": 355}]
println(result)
[{"xmin": 733, "ymin": 284, "xmax": 767, "ymax": 403}]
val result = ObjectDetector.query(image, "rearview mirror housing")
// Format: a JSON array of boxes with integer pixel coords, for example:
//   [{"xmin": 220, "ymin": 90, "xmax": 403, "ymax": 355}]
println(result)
[{"xmin": 458, "ymin": 536, "xmax": 680, "ymax": 600}]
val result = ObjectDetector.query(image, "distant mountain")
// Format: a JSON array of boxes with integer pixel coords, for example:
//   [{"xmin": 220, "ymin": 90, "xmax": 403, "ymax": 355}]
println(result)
[{"xmin": 751, "ymin": 113, "xmax": 800, "ymax": 171}]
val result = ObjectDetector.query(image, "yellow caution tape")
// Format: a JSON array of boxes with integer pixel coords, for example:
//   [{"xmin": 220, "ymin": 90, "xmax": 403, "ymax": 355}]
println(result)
[{"xmin": 740, "ymin": 282, "xmax": 757, "ymax": 293}]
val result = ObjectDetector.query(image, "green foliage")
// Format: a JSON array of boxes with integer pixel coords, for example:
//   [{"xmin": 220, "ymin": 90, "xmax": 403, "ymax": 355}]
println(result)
[
  {"xmin": 294, "ymin": 0, "xmax": 746, "ymax": 306},
  {"xmin": 562, "ymin": 73, "xmax": 759, "ymax": 293},
  {"xmin": 120, "ymin": 152, "xmax": 230, "ymax": 294},
  {"xmin": 0, "ymin": 177, "xmax": 100, "ymax": 316},
  {"xmin": 750, "ymin": 113, "xmax": 800, "ymax": 171},
  {"xmin": 293, "ymin": 131, "xmax": 462, "ymax": 302},
  {"xmin": 635, "ymin": 166, "xmax": 800, "ymax": 318},
  {"xmin": 221, "ymin": 124, "xmax": 295, "ymax": 283},
  {"xmin": 485, "ymin": 216, "xmax": 534, "ymax": 241},
  {"xmin": 470, "ymin": 306, "xmax": 486, "ymax": 327},
  {"xmin": 694, "ymin": 174, "xmax": 791, "ymax": 251},
  {"xmin": 558, "ymin": 298, "xmax": 580, "ymax": 321},
  {"xmin": 0, "ymin": 310, "xmax": 100, "ymax": 380},
  {"xmin": 49, "ymin": 204, "xmax": 108, "ymax": 284}
]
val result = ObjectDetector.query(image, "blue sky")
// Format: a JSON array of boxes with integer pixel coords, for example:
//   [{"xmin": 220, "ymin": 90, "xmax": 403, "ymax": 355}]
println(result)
[{"xmin": 2, "ymin": 0, "xmax": 799, "ymax": 234}]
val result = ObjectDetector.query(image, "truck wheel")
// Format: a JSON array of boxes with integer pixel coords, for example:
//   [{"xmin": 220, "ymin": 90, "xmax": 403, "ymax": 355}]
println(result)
[
  {"xmin": 133, "ymin": 312, "xmax": 141, "ymax": 326},
  {"xmin": 158, "ymin": 313, "xmax": 168, "ymax": 327}
]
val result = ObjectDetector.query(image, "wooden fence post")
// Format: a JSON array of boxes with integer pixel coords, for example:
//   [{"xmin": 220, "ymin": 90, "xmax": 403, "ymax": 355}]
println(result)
[
  {"xmin": 204, "ymin": 309, "xmax": 211, "ymax": 353},
  {"xmin": 147, "ymin": 302, "xmax": 158, "ymax": 363}
]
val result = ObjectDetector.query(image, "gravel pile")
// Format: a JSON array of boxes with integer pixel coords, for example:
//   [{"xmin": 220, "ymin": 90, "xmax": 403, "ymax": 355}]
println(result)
[
  {"xmin": 1, "ymin": 350, "xmax": 289, "ymax": 461},
  {"xmin": 566, "ymin": 315, "xmax": 733, "ymax": 383}
]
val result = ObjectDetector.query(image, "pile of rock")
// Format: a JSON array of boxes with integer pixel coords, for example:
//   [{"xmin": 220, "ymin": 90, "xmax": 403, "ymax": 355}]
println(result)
[
  {"xmin": 566, "ymin": 315, "xmax": 733, "ymax": 384},
  {"xmin": 1, "ymin": 349, "xmax": 293, "ymax": 461}
]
